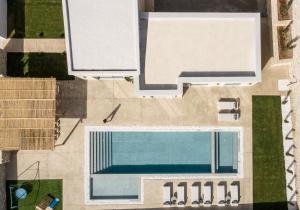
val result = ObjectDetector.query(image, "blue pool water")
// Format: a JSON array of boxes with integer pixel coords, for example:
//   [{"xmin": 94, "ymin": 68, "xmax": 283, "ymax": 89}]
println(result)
[
  {"xmin": 216, "ymin": 132, "xmax": 238, "ymax": 173},
  {"xmin": 111, "ymin": 132, "xmax": 212, "ymax": 173},
  {"xmin": 89, "ymin": 130, "xmax": 239, "ymax": 175}
]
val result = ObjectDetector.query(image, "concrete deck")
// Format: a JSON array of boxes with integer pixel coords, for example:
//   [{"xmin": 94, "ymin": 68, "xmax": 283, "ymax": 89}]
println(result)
[{"xmin": 5, "ymin": 62, "xmax": 289, "ymax": 209}]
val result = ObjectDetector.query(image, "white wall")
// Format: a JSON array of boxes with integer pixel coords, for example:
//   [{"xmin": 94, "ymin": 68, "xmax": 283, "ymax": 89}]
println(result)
[{"xmin": 0, "ymin": 0, "xmax": 7, "ymax": 38}]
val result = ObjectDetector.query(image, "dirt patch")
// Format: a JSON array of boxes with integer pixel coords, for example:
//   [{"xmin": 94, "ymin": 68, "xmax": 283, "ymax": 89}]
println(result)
[{"xmin": 277, "ymin": 0, "xmax": 293, "ymax": 20}]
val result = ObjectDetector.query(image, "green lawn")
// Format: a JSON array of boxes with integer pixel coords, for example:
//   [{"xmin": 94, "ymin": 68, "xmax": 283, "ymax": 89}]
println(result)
[
  {"xmin": 253, "ymin": 96, "xmax": 287, "ymax": 210},
  {"xmin": 6, "ymin": 179, "xmax": 62, "ymax": 210},
  {"xmin": 7, "ymin": 53, "xmax": 74, "ymax": 80},
  {"xmin": 7, "ymin": 0, "xmax": 64, "ymax": 38}
]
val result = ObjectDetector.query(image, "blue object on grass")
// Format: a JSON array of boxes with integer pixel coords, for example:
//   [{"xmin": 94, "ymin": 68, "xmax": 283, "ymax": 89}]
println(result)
[
  {"xmin": 49, "ymin": 198, "xmax": 60, "ymax": 209},
  {"xmin": 15, "ymin": 188, "xmax": 27, "ymax": 199}
]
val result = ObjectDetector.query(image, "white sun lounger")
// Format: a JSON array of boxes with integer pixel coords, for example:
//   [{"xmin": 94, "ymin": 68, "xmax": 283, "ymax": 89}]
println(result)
[
  {"xmin": 230, "ymin": 184, "xmax": 239, "ymax": 206},
  {"xmin": 218, "ymin": 112, "xmax": 240, "ymax": 121},
  {"xmin": 218, "ymin": 100, "xmax": 239, "ymax": 110},
  {"xmin": 191, "ymin": 185, "xmax": 200, "ymax": 207},
  {"xmin": 203, "ymin": 185, "xmax": 212, "ymax": 207},
  {"xmin": 217, "ymin": 184, "xmax": 226, "ymax": 206},
  {"xmin": 163, "ymin": 185, "xmax": 172, "ymax": 207},
  {"xmin": 177, "ymin": 185, "xmax": 186, "ymax": 207}
]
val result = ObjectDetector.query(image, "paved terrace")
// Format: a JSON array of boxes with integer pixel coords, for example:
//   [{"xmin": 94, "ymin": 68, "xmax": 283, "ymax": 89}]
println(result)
[
  {"xmin": 5, "ymin": 63, "xmax": 289, "ymax": 209},
  {"xmin": 0, "ymin": 38, "xmax": 65, "ymax": 52}
]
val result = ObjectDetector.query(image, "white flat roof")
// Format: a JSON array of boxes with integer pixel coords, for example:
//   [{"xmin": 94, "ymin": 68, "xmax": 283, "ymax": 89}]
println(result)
[
  {"xmin": 142, "ymin": 13, "xmax": 260, "ymax": 85},
  {"xmin": 63, "ymin": 0, "xmax": 139, "ymax": 71}
]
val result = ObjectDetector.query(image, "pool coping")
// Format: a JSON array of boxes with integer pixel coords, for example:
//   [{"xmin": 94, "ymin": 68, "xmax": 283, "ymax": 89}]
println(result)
[{"xmin": 84, "ymin": 126, "xmax": 244, "ymax": 205}]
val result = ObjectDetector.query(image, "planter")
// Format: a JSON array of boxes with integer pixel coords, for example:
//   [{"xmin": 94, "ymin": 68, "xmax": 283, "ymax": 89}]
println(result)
[
  {"xmin": 278, "ymin": 0, "xmax": 293, "ymax": 20},
  {"xmin": 277, "ymin": 26, "xmax": 293, "ymax": 59}
]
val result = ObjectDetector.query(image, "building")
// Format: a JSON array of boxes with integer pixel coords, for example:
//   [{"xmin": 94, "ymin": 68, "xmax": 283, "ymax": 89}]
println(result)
[{"xmin": 62, "ymin": 0, "xmax": 261, "ymax": 97}]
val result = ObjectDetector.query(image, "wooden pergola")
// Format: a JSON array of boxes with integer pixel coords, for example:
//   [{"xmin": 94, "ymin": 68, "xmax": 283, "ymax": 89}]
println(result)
[{"xmin": 0, "ymin": 78, "xmax": 56, "ymax": 150}]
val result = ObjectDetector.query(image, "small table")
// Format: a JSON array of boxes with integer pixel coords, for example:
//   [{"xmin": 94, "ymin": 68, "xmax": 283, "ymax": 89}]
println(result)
[
  {"xmin": 171, "ymin": 196, "xmax": 177, "ymax": 204},
  {"xmin": 225, "ymin": 195, "xmax": 231, "ymax": 204}
]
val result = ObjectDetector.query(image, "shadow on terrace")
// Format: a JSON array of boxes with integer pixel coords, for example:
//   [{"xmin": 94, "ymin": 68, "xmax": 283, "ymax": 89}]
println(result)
[
  {"xmin": 154, "ymin": 0, "xmax": 266, "ymax": 14},
  {"xmin": 56, "ymin": 79, "xmax": 87, "ymax": 119},
  {"xmin": 130, "ymin": 202, "xmax": 290, "ymax": 210}
]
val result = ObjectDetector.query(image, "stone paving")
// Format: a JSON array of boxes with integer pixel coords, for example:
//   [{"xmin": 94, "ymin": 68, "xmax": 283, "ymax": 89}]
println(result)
[
  {"xmin": 5, "ymin": 63, "xmax": 289, "ymax": 210},
  {"xmin": 0, "ymin": 38, "xmax": 65, "ymax": 52}
]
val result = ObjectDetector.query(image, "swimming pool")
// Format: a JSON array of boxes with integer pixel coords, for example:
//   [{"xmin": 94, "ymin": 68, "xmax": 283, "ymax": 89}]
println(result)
[
  {"xmin": 89, "ymin": 130, "xmax": 239, "ymax": 174},
  {"xmin": 215, "ymin": 132, "xmax": 238, "ymax": 173}
]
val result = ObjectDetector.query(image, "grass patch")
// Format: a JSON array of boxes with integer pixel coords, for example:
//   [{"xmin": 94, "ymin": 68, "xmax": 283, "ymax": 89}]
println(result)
[
  {"xmin": 253, "ymin": 96, "xmax": 287, "ymax": 210},
  {"xmin": 7, "ymin": 53, "xmax": 74, "ymax": 80},
  {"xmin": 8, "ymin": 0, "xmax": 64, "ymax": 38},
  {"xmin": 6, "ymin": 179, "xmax": 62, "ymax": 210}
]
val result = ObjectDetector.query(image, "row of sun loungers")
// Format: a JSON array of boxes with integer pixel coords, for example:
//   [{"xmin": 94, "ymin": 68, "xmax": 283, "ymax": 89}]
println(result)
[
  {"xmin": 163, "ymin": 182, "xmax": 239, "ymax": 207},
  {"xmin": 218, "ymin": 99, "xmax": 240, "ymax": 121}
]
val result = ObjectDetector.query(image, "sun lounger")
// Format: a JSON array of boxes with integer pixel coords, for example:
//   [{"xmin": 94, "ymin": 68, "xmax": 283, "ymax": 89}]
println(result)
[
  {"xmin": 218, "ymin": 112, "xmax": 240, "ymax": 121},
  {"xmin": 203, "ymin": 184, "xmax": 212, "ymax": 207},
  {"xmin": 218, "ymin": 100, "xmax": 239, "ymax": 110},
  {"xmin": 230, "ymin": 184, "xmax": 239, "ymax": 206},
  {"xmin": 163, "ymin": 184, "xmax": 172, "ymax": 207},
  {"xmin": 191, "ymin": 184, "xmax": 200, "ymax": 207},
  {"xmin": 217, "ymin": 184, "xmax": 226, "ymax": 206},
  {"xmin": 177, "ymin": 184, "xmax": 186, "ymax": 207}
]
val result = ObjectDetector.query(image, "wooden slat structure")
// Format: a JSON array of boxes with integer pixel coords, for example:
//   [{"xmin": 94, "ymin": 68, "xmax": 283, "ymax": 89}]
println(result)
[{"xmin": 0, "ymin": 78, "xmax": 56, "ymax": 150}]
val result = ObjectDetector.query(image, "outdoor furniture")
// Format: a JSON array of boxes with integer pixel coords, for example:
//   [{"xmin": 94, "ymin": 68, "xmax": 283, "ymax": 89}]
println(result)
[
  {"xmin": 218, "ymin": 112, "xmax": 240, "ymax": 121},
  {"xmin": 230, "ymin": 184, "xmax": 239, "ymax": 206},
  {"xmin": 163, "ymin": 184, "xmax": 172, "ymax": 207},
  {"xmin": 278, "ymin": 79, "xmax": 290, "ymax": 91},
  {"xmin": 203, "ymin": 184, "xmax": 212, "ymax": 207},
  {"xmin": 191, "ymin": 184, "xmax": 200, "ymax": 207},
  {"xmin": 177, "ymin": 184, "xmax": 186, "ymax": 207},
  {"xmin": 171, "ymin": 195, "xmax": 177, "ymax": 205},
  {"xmin": 218, "ymin": 100, "xmax": 239, "ymax": 110},
  {"xmin": 226, "ymin": 193, "xmax": 231, "ymax": 204},
  {"xmin": 35, "ymin": 195, "xmax": 54, "ymax": 210},
  {"xmin": 217, "ymin": 184, "xmax": 226, "ymax": 206},
  {"xmin": 15, "ymin": 188, "xmax": 27, "ymax": 200}
]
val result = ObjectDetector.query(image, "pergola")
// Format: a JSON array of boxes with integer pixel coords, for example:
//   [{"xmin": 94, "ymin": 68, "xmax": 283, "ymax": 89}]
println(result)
[{"xmin": 0, "ymin": 78, "xmax": 56, "ymax": 150}]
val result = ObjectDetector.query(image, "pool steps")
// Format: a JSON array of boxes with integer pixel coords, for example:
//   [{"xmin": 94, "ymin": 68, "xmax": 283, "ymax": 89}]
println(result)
[{"xmin": 90, "ymin": 131, "xmax": 113, "ymax": 174}]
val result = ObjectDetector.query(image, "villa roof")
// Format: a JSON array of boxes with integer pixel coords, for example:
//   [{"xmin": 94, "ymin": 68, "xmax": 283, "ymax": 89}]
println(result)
[
  {"xmin": 141, "ymin": 13, "xmax": 261, "ymax": 85},
  {"xmin": 0, "ymin": 78, "xmax": 56, "ymax": 150},
  {"xmin": 61, "ymin": 0, "xmax": 261, "ymax": 96},
  {"xmin": 62, "ymin": 0, "xmax": 140, "ymax": 73}
]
